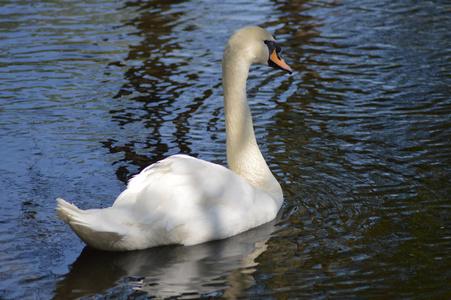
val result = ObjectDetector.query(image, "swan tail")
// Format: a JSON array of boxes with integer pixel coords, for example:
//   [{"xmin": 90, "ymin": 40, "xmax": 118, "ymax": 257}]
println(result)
[
  {"xmin": 56, "ymin": 198, "xmax": 82, "ymax": 222},
  {"xmin": 56, "ymin": 198, "xmax": 125, "ymax": 251}
]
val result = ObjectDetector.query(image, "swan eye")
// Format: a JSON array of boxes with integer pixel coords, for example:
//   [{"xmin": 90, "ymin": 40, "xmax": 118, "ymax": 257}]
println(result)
[
  {"xmin": 264, "ymin": 40, "xmax": 282, "ymax": 59},
  {"xmin": 264, "ymin": 40, "xmax": 280, "ymax": 54}
]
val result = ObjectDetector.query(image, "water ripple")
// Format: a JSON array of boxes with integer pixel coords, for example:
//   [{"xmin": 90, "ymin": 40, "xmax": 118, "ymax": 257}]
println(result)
[{"xmin": 0, "ymin": 0, "xmax": 449, "ymax": 299}]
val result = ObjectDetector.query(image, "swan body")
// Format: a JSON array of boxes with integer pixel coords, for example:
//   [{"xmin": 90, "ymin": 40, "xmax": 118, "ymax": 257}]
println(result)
[{"xmin": 57, "ymin": 26, "xmax": 292, "ymax": 251}]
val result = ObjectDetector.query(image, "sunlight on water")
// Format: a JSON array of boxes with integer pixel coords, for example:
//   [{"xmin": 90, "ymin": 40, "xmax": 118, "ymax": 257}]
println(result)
[{"xmin": 0, "ymin": 0, "xmax": 449, "ymax": 299}]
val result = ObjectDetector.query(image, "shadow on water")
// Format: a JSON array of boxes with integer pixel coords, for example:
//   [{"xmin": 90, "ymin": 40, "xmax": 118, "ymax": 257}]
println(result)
[{"xmin": 53, "ymin": 218, "xmax": 279, "ymax": 299}]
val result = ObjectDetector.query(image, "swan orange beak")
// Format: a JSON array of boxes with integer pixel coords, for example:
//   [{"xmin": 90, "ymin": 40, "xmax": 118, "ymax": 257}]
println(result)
[{"xmin": 269, "ymin": 49, "xmax": 292, "ymax": 74}]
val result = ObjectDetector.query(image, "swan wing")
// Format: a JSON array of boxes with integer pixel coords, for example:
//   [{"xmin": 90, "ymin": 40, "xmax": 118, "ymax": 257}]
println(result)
[{"xmin": 113, "ymin": 154, "xmax": 276, "ymax": 247}]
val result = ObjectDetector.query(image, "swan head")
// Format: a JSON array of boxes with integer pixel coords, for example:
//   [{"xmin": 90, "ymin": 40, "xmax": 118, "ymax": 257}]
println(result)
[{"xmin": 225, "ymin": 26, "xmax": 292, "ymax": 74}]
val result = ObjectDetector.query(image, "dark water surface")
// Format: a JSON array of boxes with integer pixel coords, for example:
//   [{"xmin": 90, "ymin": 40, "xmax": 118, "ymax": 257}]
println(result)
[{"xmin": 1, "ymin": 0, "xmax": 450, "ymax": 299}]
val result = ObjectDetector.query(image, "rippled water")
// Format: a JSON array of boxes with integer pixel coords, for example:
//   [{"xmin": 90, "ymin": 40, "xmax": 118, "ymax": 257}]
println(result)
[{"xmin": 1, "ymin": 0, "xmax": 450, "ymax": 299}]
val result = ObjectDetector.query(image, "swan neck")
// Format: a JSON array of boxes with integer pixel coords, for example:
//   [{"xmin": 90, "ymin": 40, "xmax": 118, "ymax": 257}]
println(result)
[{"xmin": 222, "ymin": 55, "xmax": 281, "ymax": 198}]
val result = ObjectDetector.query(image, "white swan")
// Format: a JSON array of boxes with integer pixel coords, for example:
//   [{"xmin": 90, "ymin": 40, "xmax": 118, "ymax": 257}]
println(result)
[{"xmin": 56, "ymin": 26, "xmax": 292, "ymax": 251}]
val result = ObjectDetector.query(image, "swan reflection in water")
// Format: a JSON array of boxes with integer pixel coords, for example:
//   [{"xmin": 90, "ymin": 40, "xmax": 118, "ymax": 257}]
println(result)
[{"xmin": 54, "ymin": 218, "xmax": 279, "ymax": 299}]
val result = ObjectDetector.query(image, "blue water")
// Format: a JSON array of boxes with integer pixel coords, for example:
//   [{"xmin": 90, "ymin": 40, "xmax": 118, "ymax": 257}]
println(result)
[{"xmin": 1, "ymin": 0, "xmax": 450, "ymax": 298}]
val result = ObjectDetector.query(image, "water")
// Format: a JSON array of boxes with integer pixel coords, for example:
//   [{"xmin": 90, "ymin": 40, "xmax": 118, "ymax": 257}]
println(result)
[{"xmin": 1, "ymin": 0, "xmax": 450, "ymax": 298}]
